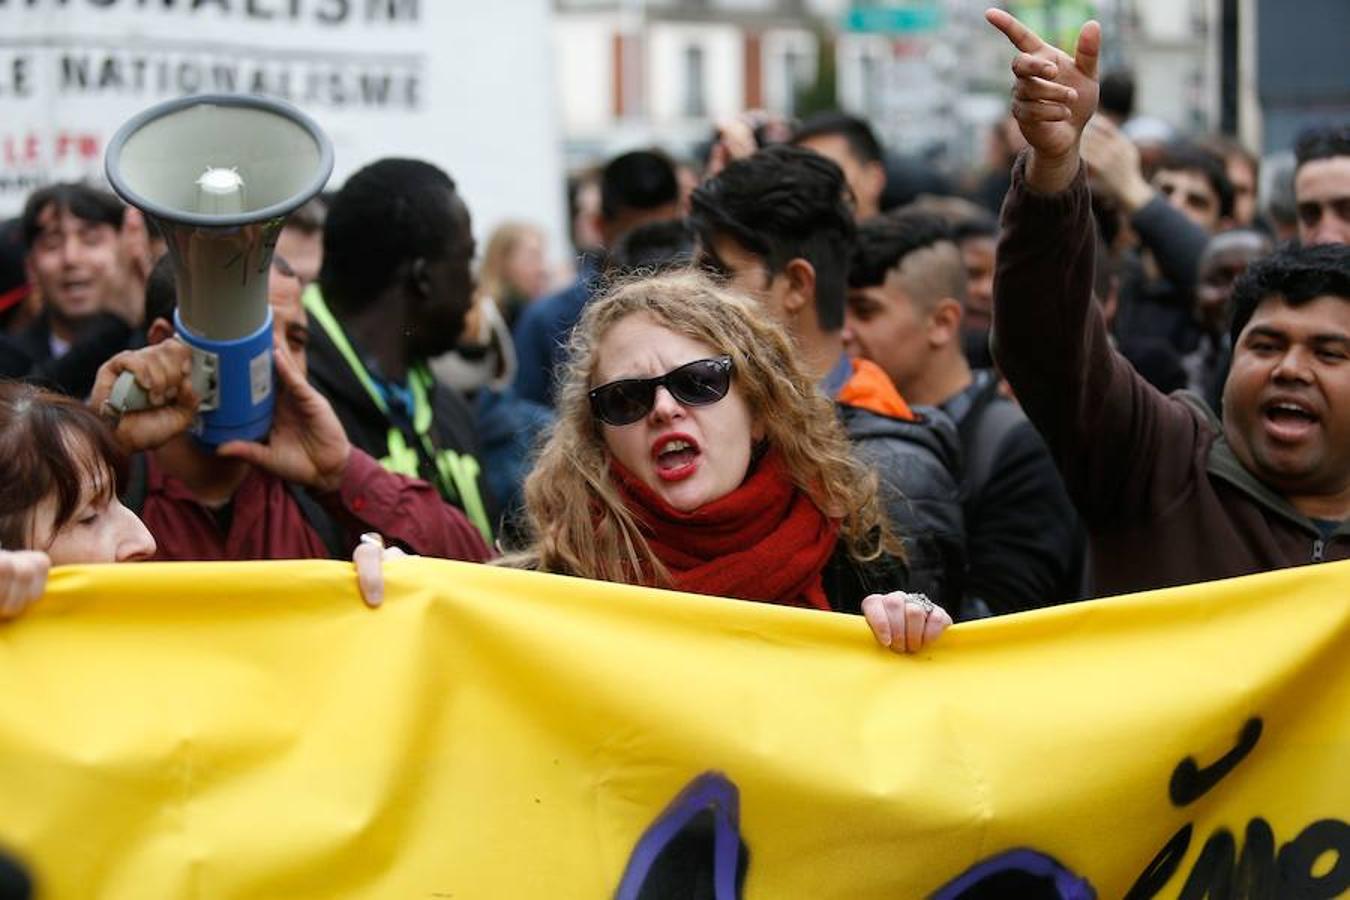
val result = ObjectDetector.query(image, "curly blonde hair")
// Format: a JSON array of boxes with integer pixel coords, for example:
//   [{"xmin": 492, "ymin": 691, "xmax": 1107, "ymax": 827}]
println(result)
[{"xmin": 507, "ymin": 270, "xmax": 902, "ymax": 586}]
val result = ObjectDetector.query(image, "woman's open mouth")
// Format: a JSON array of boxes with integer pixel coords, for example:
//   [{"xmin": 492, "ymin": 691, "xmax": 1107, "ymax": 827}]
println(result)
[{"xmin": 652, "ymin": 433, "xmax": 700, "ymax": 482}]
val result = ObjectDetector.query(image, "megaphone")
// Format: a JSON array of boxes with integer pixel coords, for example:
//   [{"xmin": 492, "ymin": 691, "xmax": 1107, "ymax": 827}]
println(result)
[{"xmin": 103, "ymin": 93, "xmax": 334, "ymax": 446}]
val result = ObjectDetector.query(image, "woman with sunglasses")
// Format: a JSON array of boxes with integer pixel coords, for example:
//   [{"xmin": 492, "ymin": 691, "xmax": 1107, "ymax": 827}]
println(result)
[
  {"xmin": 510, "ymin": 271, "xmax": 952, "ymax": 653},
  {"xmin": 0, "ymin": 380, "xmax": 398, "ymax": 620}
]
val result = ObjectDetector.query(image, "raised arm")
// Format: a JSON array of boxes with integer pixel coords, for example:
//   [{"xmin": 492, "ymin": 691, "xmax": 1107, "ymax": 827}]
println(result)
[{"xmin": 985, "ymin": 10, "xmax": 1206, "ymax": 527}]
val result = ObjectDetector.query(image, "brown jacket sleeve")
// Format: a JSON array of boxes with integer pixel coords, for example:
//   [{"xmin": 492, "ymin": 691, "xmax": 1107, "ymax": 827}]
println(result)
[
  {"xmin": 991, "ymin": 154, "xmax": 1209, "ymax": 529},
  {"xmin": 322, "ymin": 449, "xmax": 493, "ymax": 562}
]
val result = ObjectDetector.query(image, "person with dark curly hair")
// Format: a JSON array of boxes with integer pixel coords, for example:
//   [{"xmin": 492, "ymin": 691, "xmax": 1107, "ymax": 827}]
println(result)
[{"xmin": 987, "ymin": 9, "xmax": 1350, "ymax": 596}]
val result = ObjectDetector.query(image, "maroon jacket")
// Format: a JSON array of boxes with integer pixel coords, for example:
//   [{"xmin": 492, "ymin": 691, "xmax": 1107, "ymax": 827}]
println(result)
[
  {"xmin": 993, "ymin": 156, "xmax": 1348, "ymax": 598},
  {"xmin": 139, "ymin": 448, "xmax": 491, "ymax": 563}
]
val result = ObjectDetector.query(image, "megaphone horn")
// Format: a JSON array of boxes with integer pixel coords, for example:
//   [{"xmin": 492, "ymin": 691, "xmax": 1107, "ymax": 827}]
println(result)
[{"xmin": 103, "ymin": 93, "xmax": 334, "ymax": 446}]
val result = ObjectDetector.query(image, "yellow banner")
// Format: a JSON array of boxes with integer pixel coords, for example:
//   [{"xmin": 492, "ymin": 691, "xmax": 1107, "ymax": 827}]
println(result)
[{"xmin": 0, "ymin": 559, "xmax": 1347, "ymax": 898}]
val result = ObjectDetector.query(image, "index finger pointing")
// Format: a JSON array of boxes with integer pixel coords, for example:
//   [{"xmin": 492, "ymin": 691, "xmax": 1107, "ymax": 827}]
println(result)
[{"xmin": 985, "ymin": 8, "xmax": 1045, "ymax": 54}]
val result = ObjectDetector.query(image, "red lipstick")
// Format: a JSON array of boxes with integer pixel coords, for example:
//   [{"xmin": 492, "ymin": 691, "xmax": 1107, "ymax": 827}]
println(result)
[{"xmin": 651, "ymin": 432, "xmax": 700, "ymax": 483}]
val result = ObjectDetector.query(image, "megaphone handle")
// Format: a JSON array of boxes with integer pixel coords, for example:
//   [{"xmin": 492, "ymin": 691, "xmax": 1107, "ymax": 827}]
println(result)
[
  {"xmin": 103, "ymin": 370, "xmax": 151, "ymax": 424},
  {"xmin": 100, "ymin": 345, "xmax": 219, "ymax": 426}
]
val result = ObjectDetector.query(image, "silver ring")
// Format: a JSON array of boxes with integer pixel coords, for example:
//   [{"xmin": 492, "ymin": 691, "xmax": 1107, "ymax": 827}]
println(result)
[
  {"xmin": 905, "ymin": 593, "xmax": 935, "ymax": 614},
  {"xmin": 359, "ymin": 532, "xmax": 385, "ymax": 550}
]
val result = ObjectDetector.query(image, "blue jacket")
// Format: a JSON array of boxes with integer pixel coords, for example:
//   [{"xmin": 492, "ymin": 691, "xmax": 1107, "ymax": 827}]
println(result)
[{"xmin": 511, "ymin": 260, "xmax": 600, "ymax": 407}]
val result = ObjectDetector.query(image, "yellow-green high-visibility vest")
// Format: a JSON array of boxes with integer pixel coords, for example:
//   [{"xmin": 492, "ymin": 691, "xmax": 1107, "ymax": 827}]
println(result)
[{"xmin": 304, "ymin": 284, "xmax": 492, "ymax": 544}]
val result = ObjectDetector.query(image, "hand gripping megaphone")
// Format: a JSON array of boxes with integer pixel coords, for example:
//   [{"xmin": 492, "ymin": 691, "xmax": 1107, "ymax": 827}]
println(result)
[{"xmin": 103, "ymin": 93, "xmax": 334, "ymax": 445}]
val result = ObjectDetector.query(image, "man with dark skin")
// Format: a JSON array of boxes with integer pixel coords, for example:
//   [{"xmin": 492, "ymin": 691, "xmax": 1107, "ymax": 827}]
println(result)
[
  {"xmin": 1184, "ymin": 229, "xmax": 1273, "ymax": 407},
  {"xmin": 987, "ymin": 9, "xmax": 1349, "ymax": 594},
  {"xmin": 303, "ymin": 158, "xmax": 496, "ymax": 544}
]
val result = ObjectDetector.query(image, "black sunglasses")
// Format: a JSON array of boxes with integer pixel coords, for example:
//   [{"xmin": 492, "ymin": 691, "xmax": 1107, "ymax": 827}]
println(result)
[{"xmin": 589, "ymin": 356, "xmax": 735, "ymax": 426}]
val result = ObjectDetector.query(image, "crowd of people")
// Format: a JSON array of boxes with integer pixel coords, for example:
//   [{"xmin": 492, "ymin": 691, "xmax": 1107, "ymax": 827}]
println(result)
[
  {"xmin": 1, "ymin": 12, "xmax": 1347, "ymax": 654},
  {"xmin": 0, "ymin": 13, "xmax": 1346, "ymax": 893}
]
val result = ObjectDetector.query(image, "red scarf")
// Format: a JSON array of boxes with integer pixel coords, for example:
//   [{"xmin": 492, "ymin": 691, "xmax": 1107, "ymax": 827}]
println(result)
[{"xmin": 610, "ymin": 449, "xmax": 838, "ymax": 610}]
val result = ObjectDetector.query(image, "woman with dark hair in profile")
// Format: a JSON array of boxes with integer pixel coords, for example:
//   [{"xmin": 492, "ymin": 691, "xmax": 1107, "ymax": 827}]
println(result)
[
  {"xmin": 0, "ymin": 381, "xmax": 155, "ymax": 617},
  {"xmin": 0, "ymin": 380, "xmax": 397, "ymax": 618},
  {"xmin": 506, "ymin": 271, "xmax": 953, "ymax": 652}
]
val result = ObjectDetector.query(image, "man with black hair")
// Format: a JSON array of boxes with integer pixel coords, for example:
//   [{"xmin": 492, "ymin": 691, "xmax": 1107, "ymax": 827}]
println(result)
[
  {"xmin": 608, "ymin": 218, "xmax": 695, "ymax": 275},
  {"xmin": 512, "ymin": 149, "xmax": 680, "ymax": 407},
  {"xmin": 87, "ymin": 254, "xmax": 489, "ymax": 565},
  {"xmin": 1, "ymin": 183, "xmax": 148, "ymax": 397},
  {"xmin": 988, "ymin": 9, "xmax": 1349, "ymax": 594},
  {"xmin": 301, "ymin": 157, "xmax": 496, "ymax": 544},
  {"xmin": 1294, "ymin": 124, "xmax": 1350, "ymax": 246},
  {"xmin": 846, "ymin": 210, "xmax": 1084, "ymax": 615},
  {"xmin": 690, "ymin": 144, "xmax": 966, "ymax": 613},
  {"xmin": 1153, "ymin": 142, "xmax": 1236, "ymax": 233},
  {"xmin": 1085, "ymin": 122, "xmax": 1233, "ymax": 236},
  {"xmin": 791, "ymin": 111, "xmax": 888, "ymax": 220},
  {"xmin": 1201, "ymin": 134, "xmax": 1260, "ymax": 228}
]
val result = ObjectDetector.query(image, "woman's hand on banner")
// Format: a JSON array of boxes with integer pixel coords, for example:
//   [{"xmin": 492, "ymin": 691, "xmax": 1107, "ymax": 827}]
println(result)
[{"xmin": 862, "ymin": 591, "xmax": 952, "ymax": 654}]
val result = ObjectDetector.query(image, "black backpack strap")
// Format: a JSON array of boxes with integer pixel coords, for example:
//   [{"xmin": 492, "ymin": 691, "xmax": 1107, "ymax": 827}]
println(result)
[
  {"xmin": 962, "ymin": 398, "xmax": 1025, "ymax": 502},
  {"xmin": 955, "ymin": 375, "xmax": 1025, "ymax": 503},
  {"xmin": 285, "ymin": 483, "xmax": 348, "ymax": 561}
]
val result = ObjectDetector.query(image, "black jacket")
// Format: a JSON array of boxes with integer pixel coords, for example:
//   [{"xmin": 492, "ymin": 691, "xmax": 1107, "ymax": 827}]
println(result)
[
  {"xmin": 1113, "ymin": 195, "xmax": 1210, "ymax": 358},
  {"xmin": 836, "ymin": 402, "xmax": 967, "ymax": 616},
  {"xmin": 942, "ymin": 371, "xmax": 1086, "ymax": 615},
  {"xmin": 0, "ymin": 310, "xmax": 134, "ymax": 398},
  {"xmin": 304, "ymin": 311, "xmax": 499, "ymax": 544}
]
